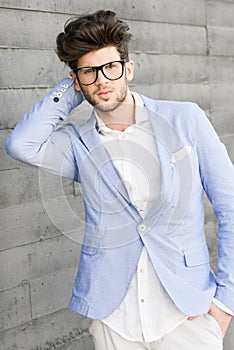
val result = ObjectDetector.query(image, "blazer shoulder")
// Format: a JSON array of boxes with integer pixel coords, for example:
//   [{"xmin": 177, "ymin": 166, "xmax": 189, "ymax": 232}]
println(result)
[
  {"xmin": 158, "ymin": 100, "xmax": 202, "ymax": 118},
  {"xmin": 140, "ymin": 94, "xmax": 204, "ymax": 125}
]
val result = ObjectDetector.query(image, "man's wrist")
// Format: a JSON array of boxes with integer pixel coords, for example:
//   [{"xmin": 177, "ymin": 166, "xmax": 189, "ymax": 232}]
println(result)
[
  {"xmin": 213, "ymin": 298, "xmax": 234, "ymax": 316},
  {"xmin": 49, "ymin": 78, "xmax": 83, "ymax": 116}
]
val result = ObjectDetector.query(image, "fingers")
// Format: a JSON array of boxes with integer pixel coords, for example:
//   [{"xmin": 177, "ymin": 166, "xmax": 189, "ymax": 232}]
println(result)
[{"xmin": 188, "ymin": 316, "xmax": 199, "ymax": 320}]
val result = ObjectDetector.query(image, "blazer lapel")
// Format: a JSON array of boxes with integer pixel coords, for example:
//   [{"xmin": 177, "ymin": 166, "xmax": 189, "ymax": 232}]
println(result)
[
  {"xmin": 140, "ymin": 96, "xmax": 183, "ymax": 224},
  {"xmin": 142, "ymin": 95, "xmax": 193, "ymax": 231},
  {"xmin": 142, "ymin": 97, "xmax": 175, "ymax": 192}
]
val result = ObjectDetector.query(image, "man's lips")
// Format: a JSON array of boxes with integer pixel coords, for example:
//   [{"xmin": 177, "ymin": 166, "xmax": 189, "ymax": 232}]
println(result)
[{"xmin": 97, "ymin": 90, "xmax": 113, "ymax": 99}]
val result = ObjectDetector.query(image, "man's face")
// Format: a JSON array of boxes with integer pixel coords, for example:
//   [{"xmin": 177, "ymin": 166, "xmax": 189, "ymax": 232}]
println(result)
[{"xmin": 71, "ymin": 46, "xmax": 134, "ymax": 112}]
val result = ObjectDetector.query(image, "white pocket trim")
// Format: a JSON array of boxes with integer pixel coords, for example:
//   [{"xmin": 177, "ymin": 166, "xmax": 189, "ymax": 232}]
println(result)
[{"xmin": 171, "ymin": 146, "xmax": 192, "ymax": 163}]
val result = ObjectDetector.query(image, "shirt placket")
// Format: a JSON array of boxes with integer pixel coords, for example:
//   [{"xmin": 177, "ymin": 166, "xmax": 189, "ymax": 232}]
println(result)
[{"xmin": 137, "ymin": 247, "xmax": 152, "ymax": 340}]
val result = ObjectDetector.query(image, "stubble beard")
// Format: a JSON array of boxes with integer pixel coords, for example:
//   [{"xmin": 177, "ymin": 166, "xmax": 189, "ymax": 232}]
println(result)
[{"xmin": 80, "ymin": 81, "xmax": 128, "ymax": 113}]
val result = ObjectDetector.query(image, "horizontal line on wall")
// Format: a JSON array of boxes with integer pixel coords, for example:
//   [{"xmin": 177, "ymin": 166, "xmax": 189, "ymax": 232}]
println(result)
[
  {"xmin": 0, "ymin": 46, "xmax": 55, "ymax": 51},
  {"xmin": 0, "ymin": 86, "xmax": 52, "ymax": 90},
  {"xmin": 0, "ymin": 6, "xmax": 207, "ymax": 27},
  {"xmin": 0, "ymin": 47, "xmax": 207, "ymax": 56},
  {"xmin": 1, "ymin": 47, "xmax": 233, "ymax": 59},
  {"xmin": 0, "ymin": 231, "xmax": 63, "ymax": 254}
]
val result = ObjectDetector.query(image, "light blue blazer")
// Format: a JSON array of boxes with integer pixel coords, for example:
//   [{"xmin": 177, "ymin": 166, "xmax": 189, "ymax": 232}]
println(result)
[{"xmin": 5, "ymin": 78, "xmax": 234, "ymax": 319}]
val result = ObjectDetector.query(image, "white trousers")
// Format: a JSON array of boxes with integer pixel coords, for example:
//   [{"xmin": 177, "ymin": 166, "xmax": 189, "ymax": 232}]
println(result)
[{"xmin": 89, "ymin": 314, "xmax": 223, "ymax": 350}]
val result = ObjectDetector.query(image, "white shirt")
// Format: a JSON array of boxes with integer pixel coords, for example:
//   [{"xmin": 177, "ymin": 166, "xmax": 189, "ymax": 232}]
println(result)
[{"xmin": 95, "ymin": 92, "xmax": 187, "ymax": 342}]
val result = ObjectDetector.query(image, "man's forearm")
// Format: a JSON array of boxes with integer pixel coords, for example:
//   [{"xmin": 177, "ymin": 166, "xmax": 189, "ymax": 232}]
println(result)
[{"xmin": 5, "ymin": 78, "xmax": 83, "ymax": 164}]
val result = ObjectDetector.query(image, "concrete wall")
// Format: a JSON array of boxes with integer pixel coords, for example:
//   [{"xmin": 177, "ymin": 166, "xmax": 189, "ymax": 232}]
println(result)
[{"xmin": 0, "ymin": 0, "xmax": 233, "ymax": 349}]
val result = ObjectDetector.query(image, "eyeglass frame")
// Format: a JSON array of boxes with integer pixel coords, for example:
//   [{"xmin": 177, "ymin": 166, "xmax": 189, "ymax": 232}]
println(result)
[{"xmin": 72, "ymin": 59, "xmax": 128, "ymax": 86}]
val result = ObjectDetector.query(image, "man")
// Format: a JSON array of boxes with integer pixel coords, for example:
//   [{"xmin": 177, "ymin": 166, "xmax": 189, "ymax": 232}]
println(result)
[{"xmin": 5, "ymin": 10, "xmax": 234, "ymax": 350}]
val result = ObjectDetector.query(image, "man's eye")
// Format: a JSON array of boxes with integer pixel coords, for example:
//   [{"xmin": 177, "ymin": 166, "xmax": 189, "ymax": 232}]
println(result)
[
  {"xmin": 105, "ymin": 63, "xmax": 116, "ymax": 69},
  {"xmin": 82, "ymin": 68, "xmax": 95, "ymax": 75}
]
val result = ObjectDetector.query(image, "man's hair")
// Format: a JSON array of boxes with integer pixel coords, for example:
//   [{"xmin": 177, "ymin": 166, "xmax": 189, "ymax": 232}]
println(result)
[{"xmin": 56, "ymin": 10, "xmax": 132, "ymax": 70}]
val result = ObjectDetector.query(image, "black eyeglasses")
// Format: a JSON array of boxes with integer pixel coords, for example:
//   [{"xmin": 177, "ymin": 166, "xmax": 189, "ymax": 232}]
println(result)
[{"xmin": 72, "ymin": 60, "xmax": 127, "ymax": 86}]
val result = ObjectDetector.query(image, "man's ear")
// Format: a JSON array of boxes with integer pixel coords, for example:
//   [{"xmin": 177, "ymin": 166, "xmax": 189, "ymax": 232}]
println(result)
[
  {"xmin": 125, "ymin": 60, "xmax": 134, "ymax": 81},
  {"xmin": 69, "ymin": 72, "xmax": 81, "ymax": 91}
]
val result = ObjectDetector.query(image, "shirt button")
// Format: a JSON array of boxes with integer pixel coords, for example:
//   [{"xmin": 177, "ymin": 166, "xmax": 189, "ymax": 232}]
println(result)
[
  {"xmin": 120, "ymin": 133, "xmax": 126, "ymax": 139},
  {"xmin": 53, "ymin": 97, "xmax": 59, "ymax": 103},
  {"xmin": 140, "ymin": 298, "xmax": 145, "ymax": 303},
  {"xmin": 139, "ymin": 209, "xmax": 144, "ymax": 214},
  {"xmin": 139, "ymin": 224, "xmax": 147, "ymax": 232},
  {"xmin": 139, "ymin": 268, "xmax": 144, "ymax": 273}
]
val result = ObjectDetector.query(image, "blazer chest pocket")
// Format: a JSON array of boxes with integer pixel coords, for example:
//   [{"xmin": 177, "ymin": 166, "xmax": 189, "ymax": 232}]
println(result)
[{"xmin": 182, "ymin": 244, "xmax": 210, "ymax": 267}]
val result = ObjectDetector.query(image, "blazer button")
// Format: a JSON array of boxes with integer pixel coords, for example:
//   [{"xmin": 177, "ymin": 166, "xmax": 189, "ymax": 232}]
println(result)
[{"xmin": 139, "ymin": 224, "xmax": 147, "ymax": 232}]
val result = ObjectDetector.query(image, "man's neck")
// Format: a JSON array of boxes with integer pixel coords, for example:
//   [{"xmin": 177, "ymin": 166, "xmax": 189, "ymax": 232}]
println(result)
[{"xmin": 95, "ymin": 93, "xmax": 135, "ymax": 132}]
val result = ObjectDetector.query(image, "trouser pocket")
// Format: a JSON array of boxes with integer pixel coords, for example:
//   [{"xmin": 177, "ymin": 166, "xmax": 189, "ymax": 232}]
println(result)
[{"xmin": 205, "ymin": 313, "xmax": 223, "ymax": 338}]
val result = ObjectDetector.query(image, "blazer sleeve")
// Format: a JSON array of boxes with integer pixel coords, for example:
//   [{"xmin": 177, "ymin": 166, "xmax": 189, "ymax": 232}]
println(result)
[
  {"xmin": 5, "ymin": 78, "xmax": 83, "ymax": 181},
  {"xmin": 195, "ymin": 105, "xmax": 234, "ymax": 312}
]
